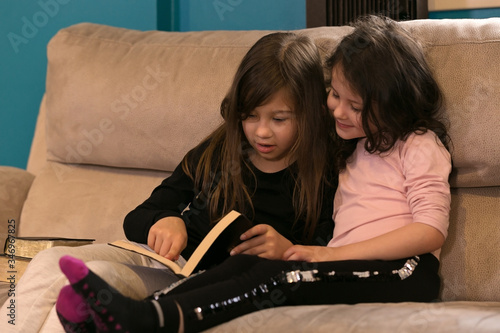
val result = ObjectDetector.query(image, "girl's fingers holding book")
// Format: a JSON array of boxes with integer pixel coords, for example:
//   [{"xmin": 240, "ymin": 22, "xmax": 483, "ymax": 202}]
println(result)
[
  {"xmin": 147, "ymin": 217, "xmax": 187, "ymax": 259},
  {"xmin": 239, "ymin": 224, "xmax": 268, "ymax": 240},
  {"xmin": 231, "ymin": 225, "xmax": 293, "ymax": 260},
  {"xmin": 232, "ymin": 224, "xmax": 271, "ymax": 255},
  {"xmin": 230, "ymin": 235, "xmax": 265, "ymax": 256}
]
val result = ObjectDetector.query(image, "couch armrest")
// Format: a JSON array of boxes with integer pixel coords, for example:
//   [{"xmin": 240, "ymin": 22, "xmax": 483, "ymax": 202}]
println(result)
[{"xmin": 0, "ymin": 166, "xmax": 35, "ymax": 244}]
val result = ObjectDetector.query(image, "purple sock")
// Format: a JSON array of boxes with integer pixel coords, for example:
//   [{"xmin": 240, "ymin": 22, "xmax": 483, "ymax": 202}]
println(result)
[
  {"xmin": 58, "ymin": 255, "xmax": 179, "ymax": 333},
  {"xmin": 59, "ymin": 255, "xmax": 89, "ymax": 284},
  {"xmin": 56, "ymin": 285, "xmax": 96, "ymax": 333}
]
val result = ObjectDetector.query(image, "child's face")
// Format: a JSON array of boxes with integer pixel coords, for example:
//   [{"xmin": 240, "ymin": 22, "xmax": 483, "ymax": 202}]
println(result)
[
  {"xmin": 242, "ymin": 89, "xmax": 297, "ymax": 173},
  {"xmin": 327, "ymin": 66, "xmax": 366, "ymax": 140}
]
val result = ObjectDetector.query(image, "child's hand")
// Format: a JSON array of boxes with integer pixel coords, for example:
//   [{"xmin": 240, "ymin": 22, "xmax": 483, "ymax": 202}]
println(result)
[
  {"xmin": 230, "ymin": 224, "xmax": 293, "ymax": 260},
  {"xmin": 283, "ymin": 245, "xmax": 331, "ymax": 262},
  {"xmin": 147, "ymin": 216, "xmax": 187, "ymax": 261}
]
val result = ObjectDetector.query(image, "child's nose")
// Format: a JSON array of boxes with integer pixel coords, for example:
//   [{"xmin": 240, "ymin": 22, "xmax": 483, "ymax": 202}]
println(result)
[
  {"xmin": 327, "ymin": 95, "xmax": 341, "ymax": 118},
  {"xmin": 332, "ymin": 105, "xmax": 343, "ymax": 119},
  {"xmin": 330, "ymin": 100, "xmax": 349, "ymax": 120},
  {"xmin": 256, "ymin": 121, "xmax": 272, "ymax": 138}
]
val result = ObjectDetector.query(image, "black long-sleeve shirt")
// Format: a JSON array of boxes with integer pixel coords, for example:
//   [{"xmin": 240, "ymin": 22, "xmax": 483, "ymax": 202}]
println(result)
[{"xmin": 123, "ymin": 141, "xmax": 335, "ymax": 270}]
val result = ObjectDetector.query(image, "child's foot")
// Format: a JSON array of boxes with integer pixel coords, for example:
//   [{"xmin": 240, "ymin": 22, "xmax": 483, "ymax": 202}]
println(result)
[
  {"xmin": 56, "ymin": 285, "xmax": 95, "ymax": 333},
  {"xmin": 58, "ymin": 255, "xmax": 178, "ymax": 333}
]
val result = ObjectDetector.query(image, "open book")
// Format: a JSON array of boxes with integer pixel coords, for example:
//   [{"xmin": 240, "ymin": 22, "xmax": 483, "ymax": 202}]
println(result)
[{"xmin": 109, "ymin": 210, "xmax": 253, "ymax": 277}]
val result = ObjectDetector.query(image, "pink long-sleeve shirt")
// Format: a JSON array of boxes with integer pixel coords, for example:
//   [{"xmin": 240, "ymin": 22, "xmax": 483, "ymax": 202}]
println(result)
[{"xmin": 328, "ymin": 131, "xmax": 452, "ymax": 259}]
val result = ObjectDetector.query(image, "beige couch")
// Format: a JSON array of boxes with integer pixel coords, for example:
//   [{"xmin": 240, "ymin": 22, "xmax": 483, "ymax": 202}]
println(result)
[{"xmin": 1, "ymin": 18, "xmax": 500, "ymax": 331}]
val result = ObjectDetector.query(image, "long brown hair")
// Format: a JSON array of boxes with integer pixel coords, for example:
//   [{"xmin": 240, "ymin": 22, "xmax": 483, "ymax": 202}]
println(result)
[
  {"xmin": 182, "ymin": 32, "xmax": 333, "ymax": 242},
  {"xmin": 327, "ymin": 16, "xmax": 449, "ymax": 171}
]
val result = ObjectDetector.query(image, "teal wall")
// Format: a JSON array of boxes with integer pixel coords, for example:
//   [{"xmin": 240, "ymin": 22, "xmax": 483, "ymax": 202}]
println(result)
[
  {"xmin": 1, "ymin": 0, "xmax": 157, "ymax": 169},
  {"xmin": 1, "ymin": 0, "xmax": 306, "ymax": 169},
  {"xmin": 430, "ymin": 7, "xmax": 500, "ymax": 19},
  {"xmin": 159, "ymin": 0, "xmax": 305, "ymax": 31}
]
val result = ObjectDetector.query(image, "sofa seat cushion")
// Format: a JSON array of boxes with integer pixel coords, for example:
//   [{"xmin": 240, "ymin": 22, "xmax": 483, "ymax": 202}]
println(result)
[{"xmin": 206, "ymin": 301, "xmax": 500, "ymax": 332}]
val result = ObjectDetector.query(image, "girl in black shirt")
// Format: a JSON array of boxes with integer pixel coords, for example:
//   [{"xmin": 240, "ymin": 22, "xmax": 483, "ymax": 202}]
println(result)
[
  {"xmin": 57, "ymin": 31, "xmax": 336, "ymax": 332},
  {"xmin": 122, "ymin": 31, "xmax": 336, "ymax": 268}
]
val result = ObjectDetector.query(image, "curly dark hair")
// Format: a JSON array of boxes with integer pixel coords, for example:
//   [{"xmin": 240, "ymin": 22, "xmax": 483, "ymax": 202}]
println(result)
[{"xmin": 326, "ymin": 15, "xmax": 450, "ymax": 171}]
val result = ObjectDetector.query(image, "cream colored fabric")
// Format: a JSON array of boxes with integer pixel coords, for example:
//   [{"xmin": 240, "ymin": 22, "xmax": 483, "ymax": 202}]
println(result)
[
  {"xmin": 0, "ymin": 166, "xmax": 34, "ymax": 243},
  {"xmin": 400, "ymin": 19, "xmax": 500, "ymax": 188},
  {"xmin": 440, "ymin": 187, "xmax": 500, "ymax": 302},
  {"xmin": 44, "ymin": 24, "xmax": 269, "ymax": 172},
  {"xmin": 18, "ymin": 161, "xmax": 168, "ymax": 243},
  {"xmin": 206, "ymin": 302, "xmax": 500, "ymax": 332},
  {"xmin": 26, "ymin": 95, "xmax": 48, "ymax": 176},
  {"xmin": 41, "ymin": 20, "xmax": 500, "ymax": 186}
]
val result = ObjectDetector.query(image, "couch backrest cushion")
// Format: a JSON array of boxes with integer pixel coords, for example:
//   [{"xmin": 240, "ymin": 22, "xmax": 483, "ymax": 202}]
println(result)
[
  {"xmin": 43, "ymin": 20, "xmax": 500, "ymax": 188},
  {"xmin": 45, "ymin": 24, "xmax": 270, "ymax": 173},
  {"xmin": 400, "ymin": 19, "xmax": 500, "ymax": 188},
  {"xmin": 441, "ymin": 187, "xmax": 500, "ymax": 301}
]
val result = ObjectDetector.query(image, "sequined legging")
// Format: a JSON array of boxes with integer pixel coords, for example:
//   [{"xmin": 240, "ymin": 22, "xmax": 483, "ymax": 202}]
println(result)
[{"xmin": 156, "ymin": 253, "xmax": 440, "ymax": 332}]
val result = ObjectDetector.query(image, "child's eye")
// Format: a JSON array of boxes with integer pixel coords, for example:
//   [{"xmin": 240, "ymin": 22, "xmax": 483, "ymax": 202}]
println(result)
[
  {"xmin": 351, "ymin": 105, "xmax": 361, "ymax": 112},
  {"xmin": 330, "ymin": 90, "xmax": 339, "ymax": 99},
  {"xmin": 273, "ymin": 117, "xmax": 287, "ymax": 122}
]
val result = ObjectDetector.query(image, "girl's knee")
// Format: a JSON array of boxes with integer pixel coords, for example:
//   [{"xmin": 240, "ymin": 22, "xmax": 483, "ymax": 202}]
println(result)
[
  {"xmin": 86, "ymin": 261, "xmax": 148, "ymax": 299},
  {"xmin": 30, "ymin": 246, "xmax": 71, "ymax": 265}
]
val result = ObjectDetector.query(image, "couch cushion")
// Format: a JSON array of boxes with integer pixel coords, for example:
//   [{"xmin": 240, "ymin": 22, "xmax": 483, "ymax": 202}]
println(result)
[
  {"xmin": 18, "ymin": 162, "xmax": 168, "ymax": 244},
  {"xmin": 440, "ymin": 186, "xmax": 500, "ymax": 302},
  {"xmin": 205, "ymin": 302, "xmax": 500, "ymax": 332},
  {"xmin": 44, "ymin": 24, "xmax": 271, "ymax": 173},
  {"xmin": 0, "ymin": 167, "xmax": 34, "ymax": 244},
  {"xmin": 43, "ymin": 20, "xmax": 500, "ymax": 187},
  {"xmin": 399, "ymin": 19, "xmax": 500, "ymax": 188}
]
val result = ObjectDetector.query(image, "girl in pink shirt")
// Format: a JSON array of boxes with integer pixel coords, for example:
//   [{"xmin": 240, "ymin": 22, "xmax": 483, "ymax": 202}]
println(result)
[{"xmin": 55, "ymin": 16, "xmax": 451, "ymax": 333}]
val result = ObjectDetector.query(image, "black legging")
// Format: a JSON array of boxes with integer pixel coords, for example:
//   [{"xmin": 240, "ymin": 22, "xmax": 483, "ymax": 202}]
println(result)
[{"xmin": 157, "ymin": 253, "xmax": 440, "ymax": 332}]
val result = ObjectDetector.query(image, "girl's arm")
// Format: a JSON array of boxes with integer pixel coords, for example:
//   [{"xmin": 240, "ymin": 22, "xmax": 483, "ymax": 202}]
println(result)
[
  {"xmin": 123, "ymin": 164, "xmax": 195, "ymax": 244},
  {"xmin": 123, "ymin": 145, "xmax": 203, "ymax": 249},
  {"xmin": 283, "ymin": 222, "xmax": 444, "ymax": 262},
  {"xmin": 285, "ymin": 133, "xmax": 451, "ymax": 262}
]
